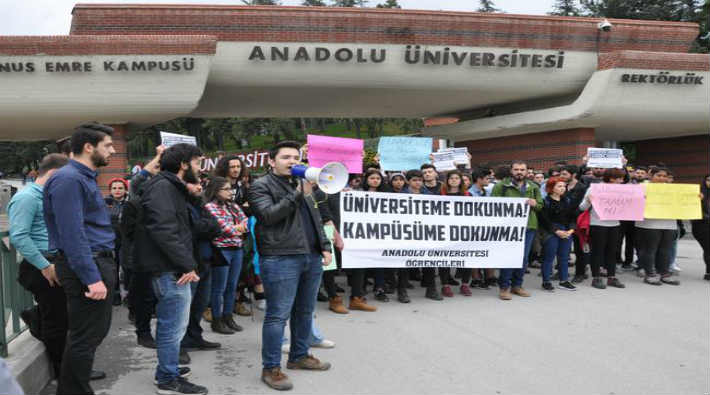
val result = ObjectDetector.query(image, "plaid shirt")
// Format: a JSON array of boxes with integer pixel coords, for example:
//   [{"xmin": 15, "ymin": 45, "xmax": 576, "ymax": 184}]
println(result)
[{"xmin": 204, "ymin": 201, "xmax": 248, "ymax": 248}]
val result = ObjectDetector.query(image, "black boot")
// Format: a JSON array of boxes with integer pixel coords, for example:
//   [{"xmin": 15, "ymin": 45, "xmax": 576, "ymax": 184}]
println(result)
[
  {"xmin": 211, "ymin": 317, "xmax": 235, "ymax": 335},
  {"xmin": 223, "ymin": 314, "xmax": 243, "ymax": 332}
]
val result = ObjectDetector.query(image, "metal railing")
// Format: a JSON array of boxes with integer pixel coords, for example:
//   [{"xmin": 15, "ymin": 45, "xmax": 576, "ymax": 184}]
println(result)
[{"xmin": 0, "ymin": 230, "xmax": 34, "ymax": 357}]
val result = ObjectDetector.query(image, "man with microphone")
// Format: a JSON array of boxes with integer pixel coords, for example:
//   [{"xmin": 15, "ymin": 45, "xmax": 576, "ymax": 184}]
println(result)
[{"xmin": 248, "ymin": 141, "xmax": 333, "ymax": 391}]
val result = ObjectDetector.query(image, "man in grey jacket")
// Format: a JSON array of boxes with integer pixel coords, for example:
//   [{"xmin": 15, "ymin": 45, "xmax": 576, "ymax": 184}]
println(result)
[{"xmin": 248, "ymin": 141, "xmax": 332, "ymax": 391}]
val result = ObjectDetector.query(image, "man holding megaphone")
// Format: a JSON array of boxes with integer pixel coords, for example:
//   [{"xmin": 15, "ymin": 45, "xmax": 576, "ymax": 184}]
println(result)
[{"xmin": 248, "ymin": 141, "xmax": 333, "ymax": 391}]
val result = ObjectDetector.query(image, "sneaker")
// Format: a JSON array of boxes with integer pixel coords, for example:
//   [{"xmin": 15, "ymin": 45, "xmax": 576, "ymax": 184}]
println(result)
[
  {"xmin": 156, "ymin": 377, "xmax": 207, "ymax": 395},
  {"xmin": 511, "ymin": 287, "xmax": 530, "ymax": 297},
  {"xmin": 154, "ymin": 368, "xmax": 191, "ymax": 385},
  {"xmin": 607, "ymin": 277, "xmax": 626, "ymax": 288},
  {"xmin": 255, "ymin": 299, "xmax": 266, "ymax": 311},
  {"xmin": 660, "ymin": 275, "xmax": 680, "ymax": 286},
  {"xmin": 635, "ymin": 268, "xmax": 646, "ymax": 278},
  {"xmin": 528, "ymin": 261, "xmax": 541, "ymax": 269},
  {"xmin": 669, "ymin": 263, "xmax": 682, "ymax": 272},
  {"xmin": 470, "ymin": 279, "xmax": 488, "ymax": 290},
  {"xmin": 558, "ymin": 281, "xmax": 576, "ymax": 291},
  {"xmin": 485, "ymin": 277, "xmax": 498, "ymax": 288},
  {"xmin": 621, "ymin": 263, "xmax": 634, "ymax": 272},
  {"xmin": 441, "ymin": 285, "xmax": 454, "ymax": 298},
  {"xmin": 138, "ymin": 335, "xmax": 157, "ymax": 349},
  {"xmin": 397, "ymin": 289, "xmax": 411, "ymax": 303},
  {"xmin": 459, "ymin": 284, "xmax": 473, "ymax": 296},
  {"xmin": 312, "ymin": 339, "xmax": 336, "ymax": 349},
  {"xmin": 591, "ymin": 277, "xmax": 606, "ymax": 289},
  {"xmin": 317, "ymin": 291, "xmax": 328, "ymax": 302},
  {"xmin": 571, "ymin": 275, "xmax": 585, "ymax": 284},
  {"xmin": 374, "ymin": 288, "xmax": 389, "ymax": 302},
  {"xmin": 541, "ymin": 282, "xmax": 554, "ymax": 292},
  {"xmin": 425, "ymin": 286, "xmax": 443, "ymax": 301},
  {"xmin": 644, "ymin": 275, "xmax": 662, "ymax": 286},
  {"xmin": 286, "ymin": 355, "xmax": 331, "ymax": 371},
  {"xmin": 281, "ymin": 344, "xmax": 290, "ymax": 354},
  {"xmin": 261, "ymin": 367, "xmax": 293, "ymax": 391}
]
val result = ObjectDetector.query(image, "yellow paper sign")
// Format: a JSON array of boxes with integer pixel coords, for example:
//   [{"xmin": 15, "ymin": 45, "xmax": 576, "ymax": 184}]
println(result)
[{"xmin": 644, "ymin": 183, "xmax": 701, "ymax": 220}]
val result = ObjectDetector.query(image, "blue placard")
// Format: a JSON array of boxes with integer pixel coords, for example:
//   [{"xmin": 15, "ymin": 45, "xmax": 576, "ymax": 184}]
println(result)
[{"xmin": 377, "ymin": 137, "xmax": 433, "ymax": 171}]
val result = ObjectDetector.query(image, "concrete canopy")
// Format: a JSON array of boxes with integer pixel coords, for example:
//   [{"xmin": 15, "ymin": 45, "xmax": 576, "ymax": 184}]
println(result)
[{"xmin": 0, "ymin": 4, "xmax": 706, "ymax": 142}]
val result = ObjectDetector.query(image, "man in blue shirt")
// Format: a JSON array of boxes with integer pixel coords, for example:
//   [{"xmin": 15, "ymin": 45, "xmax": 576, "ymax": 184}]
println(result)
[
  {"xmin": 43, "ymin": 122, "xmax": 116, "ymax": 395},
  {"xmin": 9, "ymin": 153, "xmax": 68, "ymax": 379}
]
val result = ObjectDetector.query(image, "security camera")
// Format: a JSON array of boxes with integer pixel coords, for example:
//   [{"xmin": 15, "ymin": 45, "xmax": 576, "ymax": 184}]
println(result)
[{"xmin": 597, "ymin": 19, "xmax": 612, "ymax": 32}]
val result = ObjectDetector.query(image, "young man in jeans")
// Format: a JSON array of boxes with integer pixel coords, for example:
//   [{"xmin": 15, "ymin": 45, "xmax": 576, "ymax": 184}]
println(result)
[
  {"xmin": 248, "ymin": 141, "xmax": 333, "ymax": 391},
  {"xmin": 490, "ymin": 161, "xmax": 543, "ymax": 301},
  {"xmin": 138, "ymin": 143, "xmax": 206, "ymax": 394}
]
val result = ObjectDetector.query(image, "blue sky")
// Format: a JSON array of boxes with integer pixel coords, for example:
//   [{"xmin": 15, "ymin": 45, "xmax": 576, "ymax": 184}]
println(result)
[{"xmin": 2, "ymin": 0, "xmax": 557, "ymax": 35}]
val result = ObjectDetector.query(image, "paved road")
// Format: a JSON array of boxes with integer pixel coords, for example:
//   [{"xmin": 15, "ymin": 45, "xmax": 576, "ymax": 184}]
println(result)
[{"xmin": 44, "ymin": 240, "xmax": 709, "ymax": 395}]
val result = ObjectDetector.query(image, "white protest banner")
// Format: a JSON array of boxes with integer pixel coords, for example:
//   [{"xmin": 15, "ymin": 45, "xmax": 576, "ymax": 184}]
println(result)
[
  {"xmin": 340, "ymin": 191, "xmax": 530, "ymax": 269},
  {"xmin": 587, "ymin": 147, "xmax": 623, "ymax": 169},
  {"xmin": 160, "ymin": 131, "xmax": 197, "ymax": 148}
]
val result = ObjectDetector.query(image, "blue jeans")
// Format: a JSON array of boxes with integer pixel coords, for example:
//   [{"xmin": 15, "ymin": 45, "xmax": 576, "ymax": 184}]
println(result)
[
  {"xmin": 152, "ymin": 273, "xmax": 191, "ymax": 385},
  {"xmin": 182, "ymin": 266, "xmax": 212, "ymax": 347},
  {"xmin": 211, "ymin": 248, "xmax": 243, "ymax": 318},
  {"xmin": 499, "ymin": 229, "xmax": 537, "ymax": 289},
  {"xmin": 542, "ymin": 224, "xmax": 572, "ymax": 282},
  {"xmin": 260, "ymin": 253, "xmax": 323, "ymax": 369},
  {"xmin": 282, "ymin": 313, "xmax": 324, "ymax": 346}
]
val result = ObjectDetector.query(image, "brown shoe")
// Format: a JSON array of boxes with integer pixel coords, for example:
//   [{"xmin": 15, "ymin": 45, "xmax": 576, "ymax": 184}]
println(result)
[
  {"xmin": 499, "ymin": 288, "xmax": 512, "ymax": 300},
  {"xmin": 286, "ymin": 355, "xmax": 331, "ymax": 371},
  {"xmin": 262, "ymin": 367, "xmax": 293, "ymax": 391},
  {"xmin": 328, "ymin": 296, "xmax": 349, "ymax": 314},
  {"xmin": 348, "ymin": 296, "xmax": 377, "ymax": 312},
  {"xmin": 235, "ymin": 302, "xmax": 252, "ymax": 317},
  {"xmin": 511, "ymin": 287, "xmax": 531, "ymax": 297}
]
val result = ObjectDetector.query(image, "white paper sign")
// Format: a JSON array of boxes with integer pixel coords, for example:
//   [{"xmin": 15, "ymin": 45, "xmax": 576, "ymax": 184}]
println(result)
[
  {"xmin": 587, "ymin": 148, "xmax": 623, "ymax": 169},
  {"xmin": 439, "ymin": 147, "xmax": 469, "ymax": 164},
  {"xmin": 160, "ymin": 131, "xmax": 197, "ymax": 147},
  {"xmin": 340, "ymin": 191, "xmax": 530, "ymax": 268},
  {"xmin": 431, "ymin": 152, "xmax": 456, "ymax": 171}
]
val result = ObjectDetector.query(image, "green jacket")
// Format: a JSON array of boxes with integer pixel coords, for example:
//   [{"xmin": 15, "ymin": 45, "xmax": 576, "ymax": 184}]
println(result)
[{"xmin": 490, "ymin": 177, "xmax": 543, "ymax": 229}]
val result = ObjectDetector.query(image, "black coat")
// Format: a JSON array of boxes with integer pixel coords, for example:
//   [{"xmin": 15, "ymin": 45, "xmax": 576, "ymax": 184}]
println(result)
[
  {"xmin": 136, "ymin": 172, "xmax": 197, "ymax": 274},
  {"xmin": 248, "ymin": 172, "xmax": 331, "ymax": 256}
]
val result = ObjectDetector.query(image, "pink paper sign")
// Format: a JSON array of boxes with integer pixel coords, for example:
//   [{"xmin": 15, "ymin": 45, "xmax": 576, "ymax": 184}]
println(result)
[
  {"xmin": 589, "ymin": 183, "xmax": 645, "ymax": 221},
  {"xmin": 307, "ymin": 134, "xmax": 363, "ymax": 174}
]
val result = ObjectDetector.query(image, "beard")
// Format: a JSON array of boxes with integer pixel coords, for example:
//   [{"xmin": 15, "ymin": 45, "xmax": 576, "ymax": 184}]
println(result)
[
  {"xmin": 513, "ymin": 173, "xmax": 525, "ymax": 182},
  {"xmin": 183, "ymin": 167, "xmax": 199, "ymax": 184},
  {"xmin": 90, "ymin": 151, "xmax": 108, "ymax": 168}
]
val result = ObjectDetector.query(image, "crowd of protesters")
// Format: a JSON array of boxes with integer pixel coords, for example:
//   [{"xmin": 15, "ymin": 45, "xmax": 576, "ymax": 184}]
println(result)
[{"xmin": 6, "ymin": 122, "xmax": 709, "ymax": 394}]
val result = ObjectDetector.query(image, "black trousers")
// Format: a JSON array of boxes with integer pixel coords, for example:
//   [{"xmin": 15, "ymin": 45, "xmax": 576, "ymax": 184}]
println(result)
[
  {"xmin": 691, "ymin": 220, "xmax": 710, "ymax": 274},
  {"xmin": 17, "ymin": 260, "xmax": 67, "ymax": 378},
  {"xmin": 636, "ymin": 228, "xmax": 677, "ymax": 276},
  {"xmin": 395, "ymin": 268, "xmax": 409, "ymax": 290},
  {"xmin": 421, "ymin": 268, "xmax": 436, "ymax": 287},
  {"xmin": 590, "ymin": 225, "xmax": 620, "ymax": 278},
  {"xmin": 617, "ymin": 221, "xmax": 636, "ymax": 264},
  {"xmin": 55, "ymin": 255, "xmax": 116, "ymax": 395},
  {"xmin": 128, "ymin": 271, "xmax": 156, "ymax": 338},
  {"xmin": 347, "ymin": 269, "xmax": 365, "ymax": 298}
]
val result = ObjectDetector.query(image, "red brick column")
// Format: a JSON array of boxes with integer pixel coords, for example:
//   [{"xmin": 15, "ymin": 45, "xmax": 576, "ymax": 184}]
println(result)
[
  {"xmin": 455, "ymin": 128, "xmax": 596, "ymax": 171},
  {"xmin": 634, "ymin": 135, "xmax": 709, "ymax": 184},
  {"xmin": 97, "ymin": 124, "xmax": 129, "ymax": 195}
]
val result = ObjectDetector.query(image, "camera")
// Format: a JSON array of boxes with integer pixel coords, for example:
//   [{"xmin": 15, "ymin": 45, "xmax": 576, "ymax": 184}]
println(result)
[{"xmin": 597, "ymin": 19, "xmax": 612, "ymax": 32}]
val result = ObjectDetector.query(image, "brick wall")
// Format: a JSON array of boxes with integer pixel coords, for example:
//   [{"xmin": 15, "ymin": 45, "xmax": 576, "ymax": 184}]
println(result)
[
  {"xmin": 634, "ymin": 135, "xmax": 710, "ymax": 183},
  {"xmin": 455, "ymin": 128, "xmax": 596, "ymax": 171},
  {"xmin": 69, "ymin": 4, "xmax": 698, "ymax": 53},
  {"xmin": 598, "ymin": 50, "xmax": 710, "ymax": 71},
  {"xmin": 0, "ymin": 35, "xmax": 216, "ymax": 56},
  {"xmin": 97, "ymin": 124, "xmax": 128, "ymax": 193}
]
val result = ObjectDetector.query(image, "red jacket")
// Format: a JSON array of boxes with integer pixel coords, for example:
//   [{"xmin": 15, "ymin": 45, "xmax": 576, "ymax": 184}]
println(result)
[{"xmin": 576, "ymin": 210, "xmax": 591, "ymax": 247}]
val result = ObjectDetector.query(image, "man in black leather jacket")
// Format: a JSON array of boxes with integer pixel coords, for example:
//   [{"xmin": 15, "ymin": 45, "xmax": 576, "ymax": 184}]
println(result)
[
  {"xmin": 138, "ymin": 143, "xmax": 208, "ymax": 395},
  {"xmin": 248, "ymin": 141, "xmax": 332, "ymax": 391}
]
